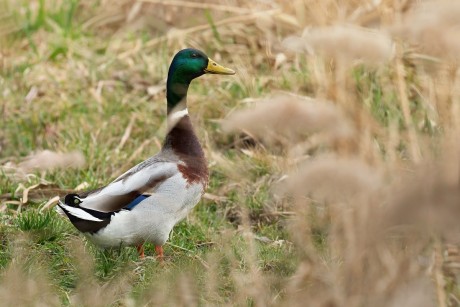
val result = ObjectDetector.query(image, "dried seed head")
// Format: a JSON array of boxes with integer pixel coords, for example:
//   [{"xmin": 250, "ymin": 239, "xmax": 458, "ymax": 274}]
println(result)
[
  {"xmin": 223, "ymin": 94, "xmax": 353, "ymax": 145},
  {"xmin": 392, "ymin": 1, "xmax": 460, "ymax": 61},
  {"xmin": 283, "ymin": 25, "xmax": 394, "ymax": 64},
  {"xmin": 18, "ymin": 150, "xmax": 85, "ymax": 173},
  {"xmin": 386, "ymin": 164, "xmax": 460, "ymax": 241},
  {"xmin": 279, "ymin": 155, "xmax": 382, "ymax": 202}
]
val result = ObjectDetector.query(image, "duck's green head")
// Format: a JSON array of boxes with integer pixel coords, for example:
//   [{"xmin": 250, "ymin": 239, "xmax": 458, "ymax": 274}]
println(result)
[
  {"xmin": 167, "ymin": 48, "xmax": 235, "ymax": 112},
  {"xmin": 168, "ymin": 48, "xmax": 235, "ymax": 81}
]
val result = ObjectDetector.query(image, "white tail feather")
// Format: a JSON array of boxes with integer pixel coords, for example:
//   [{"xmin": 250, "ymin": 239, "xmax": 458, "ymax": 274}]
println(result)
[{"xmin": 59, "ymin": 201, "xmax": 103, "ymax": 222}]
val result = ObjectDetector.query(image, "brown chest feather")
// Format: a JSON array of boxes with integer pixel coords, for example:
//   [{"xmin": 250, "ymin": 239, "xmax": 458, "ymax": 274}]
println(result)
[{"xmin": 164, "ymin": 115, "xmax": 209, "ymax": 185}]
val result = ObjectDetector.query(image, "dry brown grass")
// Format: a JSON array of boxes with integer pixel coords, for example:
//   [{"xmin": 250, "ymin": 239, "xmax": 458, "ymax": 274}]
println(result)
[{"xmin": 1, "ymin": 0, "xmax": 460, "ymax": 306}]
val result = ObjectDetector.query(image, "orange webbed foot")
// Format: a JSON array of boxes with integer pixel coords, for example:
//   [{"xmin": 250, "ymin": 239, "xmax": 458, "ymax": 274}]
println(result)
[{"xmin": 155, "ymin": 245, "xmax": 164, "ymax": 262}]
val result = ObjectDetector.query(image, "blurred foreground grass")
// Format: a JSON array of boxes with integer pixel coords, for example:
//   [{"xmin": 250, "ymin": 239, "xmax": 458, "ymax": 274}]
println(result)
[{"xmin": 1, "ymin": 0, "xmax": 460, "ymax": 306}]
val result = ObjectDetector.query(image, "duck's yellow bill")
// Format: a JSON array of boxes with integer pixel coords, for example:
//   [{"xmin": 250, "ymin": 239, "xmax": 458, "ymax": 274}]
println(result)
[{"xmin": 204, "ymin": 58, "xmax": 235, "ymax": 75}]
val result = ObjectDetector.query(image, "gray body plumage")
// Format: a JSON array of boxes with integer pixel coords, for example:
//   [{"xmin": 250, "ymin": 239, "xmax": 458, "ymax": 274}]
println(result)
[
  {"xmin": 88, "ymin": 170, "xmax": 204, "ymax": 248},
  {"xmin": 57, "ymin": 113, "xmax": 208, "ymax": 248}
]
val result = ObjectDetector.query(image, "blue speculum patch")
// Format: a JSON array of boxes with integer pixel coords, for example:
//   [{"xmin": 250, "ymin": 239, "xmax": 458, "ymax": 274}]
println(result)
[{"xmin": 125, "ymin": 194, "xmax": 149, "ymax": 210}]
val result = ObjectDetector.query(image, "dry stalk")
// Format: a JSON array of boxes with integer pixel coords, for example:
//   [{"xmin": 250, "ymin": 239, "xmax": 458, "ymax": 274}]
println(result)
[
  {"xmin": 395, "ymin": 53, "xmax": 421, "ymax": 163},
  {"xmin": 140, "ymin": 0, "xmax": 253, "ymax": 14},
  {"xmin": 433, "ymin": 241, "xmax": 447, "ymax": 307},
  {"xmin": 143, "ymin": 9, "xmax": 280, "ymax": 50}
]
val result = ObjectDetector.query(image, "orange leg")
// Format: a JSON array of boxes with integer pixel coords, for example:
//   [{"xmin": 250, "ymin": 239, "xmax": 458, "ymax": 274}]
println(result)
[
  {"xmin": 155, "ymin": 245, "xmax": 164, "ymax": 262},
  {"xmin": 137, "ymin": 244, "xmax": 145, "ymax": 259}
]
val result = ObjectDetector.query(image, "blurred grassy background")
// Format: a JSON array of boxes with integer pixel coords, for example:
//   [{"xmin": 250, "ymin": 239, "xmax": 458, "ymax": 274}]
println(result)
[{"xmin": 1, "ymin": 0, "xmax": 460, "ymax": 306}]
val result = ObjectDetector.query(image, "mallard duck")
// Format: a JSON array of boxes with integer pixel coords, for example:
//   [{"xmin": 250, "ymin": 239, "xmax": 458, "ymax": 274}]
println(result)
[{"xmin": 57, "ymin": 48, "xmax": 235, "ymax": 259}]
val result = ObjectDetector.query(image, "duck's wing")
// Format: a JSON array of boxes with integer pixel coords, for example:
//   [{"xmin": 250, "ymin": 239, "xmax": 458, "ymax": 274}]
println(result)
[
  {"xmin": 57, "ymin": 156, "xmax": 179, "ymax": 233},
  {"xmin": 63, "ymin": 156, "xmax": 179, "ymax": 212}
]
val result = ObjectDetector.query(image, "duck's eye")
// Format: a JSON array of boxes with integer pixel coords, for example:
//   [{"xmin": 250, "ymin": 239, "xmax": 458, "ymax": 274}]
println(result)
[
  {"xmin": 191, "ymin": 53, "xmax": 198, "ymax": 58},
  {"xmin": 73, "ymin": 198, "xmax": 80, "ymax": 205}
]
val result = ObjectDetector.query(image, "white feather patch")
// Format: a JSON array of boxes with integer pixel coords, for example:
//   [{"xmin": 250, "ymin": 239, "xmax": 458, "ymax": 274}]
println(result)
[
  {"xmin": 169, "ymin": 108, "xmax": 188, "ymax": 121},
  {"xmin": 59, "ymin": 202, "xmax": 103, "ymax": 222}
]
